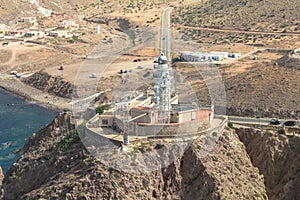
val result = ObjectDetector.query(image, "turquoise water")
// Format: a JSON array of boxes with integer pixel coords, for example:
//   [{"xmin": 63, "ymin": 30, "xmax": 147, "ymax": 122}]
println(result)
[{"xmin": 0, "ymin": 89, "xmax": 58, "ymax": 173}]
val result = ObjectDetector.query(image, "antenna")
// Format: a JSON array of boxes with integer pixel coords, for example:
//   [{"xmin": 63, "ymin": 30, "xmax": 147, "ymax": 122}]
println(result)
[{"xmin": 114, "ymin": 93, "xmax": 133, "ymax": 145}]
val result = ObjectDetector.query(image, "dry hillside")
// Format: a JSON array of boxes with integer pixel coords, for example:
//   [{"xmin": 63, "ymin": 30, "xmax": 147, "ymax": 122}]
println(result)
[
  {"xmin": 0, "ymin": 0, "xmax": 169, "ymax": 25},
  {"xmin": 172, "ymin": 0, "xmax": 300, "ymax": 46},
  {"xmin": 1, "ymin": 112, "xmax": 267, "ymax": 199},
  {"xmin": 173, "ymin": 53, "xmax": 300, "ymax": 119},
  {"xmin": 173, "ymin": 0, "xmax": 300, "ymax": 32},
  {"xmin": 236, "ymin": 128, "xmax": 300, "ymax": 200}
]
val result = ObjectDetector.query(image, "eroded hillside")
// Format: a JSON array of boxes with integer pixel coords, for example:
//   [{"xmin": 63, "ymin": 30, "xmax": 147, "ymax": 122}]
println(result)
[
  {"xmin": 173, "ymin": 53, "xmax": 300, "ymax": 118},
  {"xmin": 22, "ymin": 71, "xmax": 74, "ymax": 99},
  {"xmin": 0, "ymin": 0, "xmax": 169, "ymax": 24},
  {"xmin": 1, "ymin": 113, "xmax": 267, "ymax": 199},
  {"xmin": 173, "ymin": 0, "xmax": 300, "ymax": 32},
  {"xmin": 172, "ymin": 0, "xmax": 300, "ymax": 46},
  {"xmin": 236, "ymin": 128, "xmax": 300, "ymax": 200}
]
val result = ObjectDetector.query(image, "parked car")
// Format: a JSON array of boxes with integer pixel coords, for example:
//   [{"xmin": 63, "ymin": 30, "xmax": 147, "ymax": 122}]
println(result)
[
  {"xmin": 2, "ymin": 42, "xmax": 9, "ymax": 46},
  {"xmin": 15, "ymin": 73, "xmax": 23, "ymax": 78},
  {"xmin": 89, "ymin": 73, "xmax": 96, "ymax": 78},
  {"xmin": 133, "ymin": 58, "xmax": 141, "ymax": 62},
  {"xmin": 270, "ymin": 118, "xmax": 280, "ymax": 125},
  {"xmin": 137, "ymin": 66, "xmax": 143, "ymax": 69},
  {"xmin": 283, "ymin": 120, "xmax": 296, "ymax": 126}
]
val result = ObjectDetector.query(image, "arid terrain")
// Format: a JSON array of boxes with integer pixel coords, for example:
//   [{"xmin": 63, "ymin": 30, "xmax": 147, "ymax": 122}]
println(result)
[
  {"xmin": 1, "ymin": 112, "xmax": 299, "ymax": 199},
  {"xmin": 172, "ymin": 0, "xmax": 300, "ymax": 46},
  {"xmin": 1, "ymin": 113, "xmax": 268, "ymax": 199},
  {"xmin": 173, "ymin": 51, "xmax": 300, "ymax": 118},
  {"xmin": 0, "ymin": 0, "xmax": 299, "ymax": 199}
]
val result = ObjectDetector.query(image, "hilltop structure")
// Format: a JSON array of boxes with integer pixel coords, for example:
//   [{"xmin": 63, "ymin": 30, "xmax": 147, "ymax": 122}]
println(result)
[{"xmin": 98, "ymin": 54, "xmax": 214, "ymax": 144}]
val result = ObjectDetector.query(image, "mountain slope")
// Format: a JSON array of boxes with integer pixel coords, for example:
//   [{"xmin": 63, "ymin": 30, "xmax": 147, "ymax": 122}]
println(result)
[
  {"xmin": 173, "ymin": 0, "xmax": 300, "ymax": 32},
  {"xmin": 1, "ymin": 113, "xmax": 267, "ymax": 199},
  {"xmin": 0, "ymin": 0, "xmax": 168, "ymax": 25},
  {"xmin": 236, "ymin": 128, "xmax": 300, "ymax": 200}
]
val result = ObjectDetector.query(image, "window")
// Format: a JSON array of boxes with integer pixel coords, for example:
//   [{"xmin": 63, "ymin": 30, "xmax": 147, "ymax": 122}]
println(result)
[
  {"xmin": 191, "ymin": 112, "xmax": 196, "ymax": 120},
  {"xmin": 102, "ymin": 119, "xmax": 109, "ymax": 125}
]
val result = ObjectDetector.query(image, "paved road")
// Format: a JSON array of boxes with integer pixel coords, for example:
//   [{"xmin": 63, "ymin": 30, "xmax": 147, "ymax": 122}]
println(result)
[
  {"xmin": 161, "ymin": 7, "xmax": 173, "ymax": 61},
  {"xmin": 159, "ymin": 7, "xmax": 300, "ymax": 129},
  {"xmin": 228, "ymin": 116, "xmax": 299, "ymax": 127}
]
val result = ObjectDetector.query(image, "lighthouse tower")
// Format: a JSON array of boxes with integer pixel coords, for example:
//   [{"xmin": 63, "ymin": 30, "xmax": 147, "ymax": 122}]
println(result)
[{"xmin": 154, "ymin": 53, "xmax": 171, "ymax": 123}]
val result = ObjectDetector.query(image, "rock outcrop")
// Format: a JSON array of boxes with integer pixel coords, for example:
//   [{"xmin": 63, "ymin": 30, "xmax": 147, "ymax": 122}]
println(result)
[
  {"xmin": 0, "ymin": 167, "xmax": 3, "ymax": 198},
  {"xmin": 276, "ymin": 55, "xmax": 300, "ymax": 70},
  {"xmin": 1, "ymin": 113, "xmax": 267, "ymax": 199},
  {"xmin": 22, "ymin": 71, "xmax": 73, "ymax": 99},
  {"xmin": 0, "ymin": 167, "xmax": 3, "ymax": 185},
  {"xmin": 236, "ymin": 128, "xmax": 300, "ymax": 200}
]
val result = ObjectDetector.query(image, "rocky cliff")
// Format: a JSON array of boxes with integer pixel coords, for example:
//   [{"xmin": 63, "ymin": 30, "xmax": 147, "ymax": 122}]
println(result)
[
  {"xmin": 0, "ymin": 167, "xmax": 3, "ymax": 198},
  {"xmin": 1, "ymin": 113, "xmax": 267, "ymax": 199},
  {"xmin": 22, "ymin": 71, "xmax": 73, "ymax": 99},
  {"xmin": 236, "ymin": 128, "xmax": 300, "ymax": 200}
]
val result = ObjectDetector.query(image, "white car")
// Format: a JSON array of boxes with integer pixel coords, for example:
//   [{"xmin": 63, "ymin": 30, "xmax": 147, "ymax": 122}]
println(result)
[{"xmin": 89, "ymin": 73, "xmax": 96, "ymax": 78}]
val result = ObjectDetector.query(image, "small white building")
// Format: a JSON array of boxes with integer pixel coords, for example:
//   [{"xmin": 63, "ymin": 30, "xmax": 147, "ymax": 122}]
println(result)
[
  {"xmin": 180, "ymin": 51, "xmax": 231, "ymax": 62},
  {"xmin": 293, "ymin": 48, "xmax": 300, "ymax": 54},
  {"xmin": 48, "ymin": 30, "xmax": 72, "ymax": 38},
  {"xmin": 25, "ymin": 31, "xmax": 45, "ymax": 38},
  {"xmin": 19, "ymin": 17, "xmax": 37, "ymax": 23},
  {"xmin": 0, "ymin": 24, "xmax": 8, "ymax": 30},
  {"xmin": 95, "ymin": 25, "xmax": 101, "ymax": 34},
  {"xmin": 210, "ymin": 52, "xmax": 229, "ymax": 59},
  {"xmin": 99, "ymin": 112, "xmax": 114, "ymax": 127},
  {"xmin": 58, "ymin": 20, "xmax": 78, "ymax": 29},
  {"xmin": 180, "ymin": 51, "xmax": 208, "ymax": 62}
]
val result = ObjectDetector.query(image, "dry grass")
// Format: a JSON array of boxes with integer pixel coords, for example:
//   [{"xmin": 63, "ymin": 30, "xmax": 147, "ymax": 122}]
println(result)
[
  {"xmin": 173, "ymin": 50, "xmax": 300, "ymax": 118},
  {"xmin": 173, "ymin": 0, "xmax": 300, "ymax": 32},
  {"xmin": 172, "ymin": 0, "xmax": 300, "ymax": 46}
]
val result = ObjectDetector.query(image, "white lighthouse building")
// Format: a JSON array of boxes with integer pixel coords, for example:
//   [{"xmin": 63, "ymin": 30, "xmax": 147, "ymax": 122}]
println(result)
[{"xmin": 154, "ymin": 53, "xmax": 172, "ymax": 123}]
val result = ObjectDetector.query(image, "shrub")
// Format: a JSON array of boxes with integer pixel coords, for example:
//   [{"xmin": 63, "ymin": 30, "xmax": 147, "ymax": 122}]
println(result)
[
  {"xmin": 55, "ymin": 130, "xmax": 80, "ymax": 152},
  {"xmin": 96, "ymin": 104, "xmax": 110, "ymax": 115},
  {"xmin": 212, "ymin": 132, "xmax": 218, "ymax": 137},
  {"xmin": 228, "ymin": 122, "xmax": 234, "ymax": 128},
  {"xmin": 278, "ymin": 128, "xmax": 286, "ymax": 135}
]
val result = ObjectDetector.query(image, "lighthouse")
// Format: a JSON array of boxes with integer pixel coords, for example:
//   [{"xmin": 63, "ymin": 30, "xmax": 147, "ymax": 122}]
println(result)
[{"xmin": 154, "ymin": 53, "xmax": 171, "ymax": 123}]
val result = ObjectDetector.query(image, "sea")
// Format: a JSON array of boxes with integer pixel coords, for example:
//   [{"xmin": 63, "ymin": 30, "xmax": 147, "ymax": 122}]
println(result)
[{"xmin": 0, "ymin": 88, "xmax": 58, "ymax": 173}]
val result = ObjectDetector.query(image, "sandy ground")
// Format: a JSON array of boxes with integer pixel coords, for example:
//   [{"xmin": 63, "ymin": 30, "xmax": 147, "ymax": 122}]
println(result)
[
  {"xmin": 0, "ymin": 76, "xmax": 72, "ymax": 111},
  {"xmin": 103, "ymin": 60, "xmax": 155, "ymax": 76},
  {"xmin": 44, "ymin": 62, "xmax": 83, "ymax": 83},
  {"xmin": 104, "ymin": 6, "xmax": 164, "ymax": 27}
]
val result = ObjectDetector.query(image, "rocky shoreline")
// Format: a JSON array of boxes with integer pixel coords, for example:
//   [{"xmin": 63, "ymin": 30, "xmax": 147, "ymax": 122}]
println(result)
[
  {"xmin": 0, "ymin": 77, "xmax": 72, "ymax": 112},
  {"xmin": 0, "ymin": 112, "xmax": 268, "ymax": 199}
]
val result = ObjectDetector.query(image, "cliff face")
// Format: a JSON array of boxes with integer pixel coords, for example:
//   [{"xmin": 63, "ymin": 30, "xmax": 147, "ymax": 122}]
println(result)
[
  {"xmin": 2, "ymin": 113, "xmax": 267, "ymax": 199},
  {"xmin": 0, "ymin": 167, "xmax": 3, "ymax": 198},
  {"xmin": 22, "ymin": 71, "xmax": 73, "ymax": 99},
  {"xmin": 2, "ymin": 113, "xmax": 75, "ymax": 199},
  {"xmin": 236, "ymin": 128, "xmax": 300, "ymax": 200}
]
